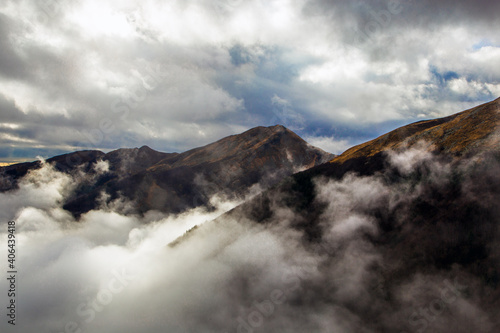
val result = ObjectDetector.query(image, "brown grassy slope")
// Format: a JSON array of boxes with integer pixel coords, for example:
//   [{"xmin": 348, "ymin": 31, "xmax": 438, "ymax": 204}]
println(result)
[
  {"xmin": 148, "ymin": 125, "xmax": 334, "ymax": 172},
  {"xmin": 331, "ymin": 97, "xmax": 500, "ymax": 164}
]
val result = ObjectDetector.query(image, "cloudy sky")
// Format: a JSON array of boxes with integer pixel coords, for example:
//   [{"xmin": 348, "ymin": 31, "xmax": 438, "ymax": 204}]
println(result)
[{"xmin": 0, "ymin": 0, "xmax": 499, "ymax": 163}]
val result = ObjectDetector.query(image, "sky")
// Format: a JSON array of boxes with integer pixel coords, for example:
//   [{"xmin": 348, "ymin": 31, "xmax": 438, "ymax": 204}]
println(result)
[{"xmin": 0, "ymin": 0, "xmax": 499, "ymax": 163}]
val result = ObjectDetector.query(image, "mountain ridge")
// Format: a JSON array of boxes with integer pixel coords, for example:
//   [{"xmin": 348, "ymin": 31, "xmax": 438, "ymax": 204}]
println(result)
[
  {"xmin": 147, "ymin": 124, "xmax": 332, "ymax": 171},
  {"xmin": 0, "ymin": 125, "xmax": 334, "ymax": 217},
  {"xmin": 177, "ymin": 97, "xmax": 500, "ymax": 332},
  {"xmin": 197, "ymin": 97, "xmax": 500, "ymax": 245},
  {"xmin": 331, "ymin": 97, "xmax": 500, "ymax": 165}
]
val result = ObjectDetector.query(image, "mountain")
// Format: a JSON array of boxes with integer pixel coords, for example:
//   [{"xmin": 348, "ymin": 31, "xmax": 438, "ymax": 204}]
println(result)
[
  {"xmin": 176, "ymin": 98, "xmax": 500, "ymax": 332},
  {"xmin": 3, "ymin": 98, "xmax": 499, "ymax": 332},
  {"xmin": 0, "ymin": 125, "xmax": 334, "ymax": 217},
  {"xmin": 0, "ymin": 150, "xmax": 105, "ymax": 191},
  {"xmin": 103, "ymin": 145, "xmax": 177, "ymax": 175},
  {"xmin": 299, "ymin": 97, "xmax": 500, "ymax": 181},
  {"xmin": 225, "ymin": 97, "xmax": 500, "ymax": 239},
  {"xmin": 331, "ymin": 96, "xmax": 500, "ymax": 165}
]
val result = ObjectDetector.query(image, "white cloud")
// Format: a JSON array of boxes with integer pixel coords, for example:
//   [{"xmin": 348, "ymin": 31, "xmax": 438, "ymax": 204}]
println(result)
[
  {"xmin": 0, "ymin": 126, "xmax": 498, "ymax": 332},
  {"xmin": 448, "ymin": 78, "xmax": 496, "ymax": 99},
  {"xmin": 304, "ymin": 135, "xmax": 351, "ymax": 155},
  {"xmin": 0, "ymin": 162, "xmax": 313, "ymax": 332},
  {"xmin": 0, "ymin": 0, "xmax": 499, "ymax": 159}
]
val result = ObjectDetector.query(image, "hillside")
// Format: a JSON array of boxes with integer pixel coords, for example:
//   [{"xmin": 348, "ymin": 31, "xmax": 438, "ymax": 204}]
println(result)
[
  {"xmin": 177, "ymin": 98, "xmax": 500, "ymax": 332},
  {"xmin": 0, "ymin": 125, "xmax": 334, "ymax": 217}
]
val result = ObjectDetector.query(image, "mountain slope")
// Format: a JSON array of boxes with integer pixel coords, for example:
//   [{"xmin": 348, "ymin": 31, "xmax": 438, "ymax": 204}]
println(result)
[
  {"xmin": 331, "ymin": 97, "xmax": 500, "ymax": 165},
  {"xmin": 151, "ymin": 125, "xmax": 330, "ymax": 170},
  {"xmin": 64, "ymin": 125, "xmax": 334, "ymax": 216},
  {"xmin": 225, "ymin": 97, "xmax": 500, "ymax": 234},
  {"xmin": 0, "ymin": 150, "xmax": 105, "ymax": 191},
  {"xmin": 103, "ymin": 145, "xmax": 177, "ymax": 175},
  {"xmin": 199, "ymin": 97, "xmax": 500, "ymax": 332},
  {"xmin": 0, "ymin": 125, "xmax": 334, "ymax": 217}
]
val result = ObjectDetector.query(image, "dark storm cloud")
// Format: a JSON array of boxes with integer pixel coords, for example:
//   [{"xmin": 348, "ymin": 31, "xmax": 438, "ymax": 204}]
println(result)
[
  {"xmin": 0, "ymin": 13, "xmax": 29, "ymax": 79},
  {"xmin": 0, "ymin": 94, "xmax": 23, "ymax": 121},
  {"xmin": 305, "ymin": 0, "xmax": 500, "ymax": 29},
  {"xmin": 399, "ymin": 0, "xmax": 500, "ymax": 25}
]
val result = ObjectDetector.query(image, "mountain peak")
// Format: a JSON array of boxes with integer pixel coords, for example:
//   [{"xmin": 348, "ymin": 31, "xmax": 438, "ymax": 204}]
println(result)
[
  {"xmin": 269, "ymin": 124, "xmax": 287, "ymax": 132},
  {"xmin": 57, "ymin": 125, "xmax": 334, "ymax": 216},
  {"xmin": 138, "ymin": 145, "xmax": 155, "ymax": 153},
  {"xmin": 239, "ymin": 124, "xmax": 288, "ymax": 138},
  {"xmin": 330, "ymin": 97, "xmax": 500, "ymax": 165},
  {"xmin": 153, "ymin": 125, "xmax": 333, "ymax": 169}
]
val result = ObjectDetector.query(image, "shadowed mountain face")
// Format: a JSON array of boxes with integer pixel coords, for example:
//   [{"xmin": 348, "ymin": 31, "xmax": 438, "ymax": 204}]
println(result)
[
  {"xmin": 0, "ymin": 125, "xmax": 334, "ymax": 217},
  {"xmin": 0, "ymin": 150, "xmax": 106, "ymax": 191},
  {"xmin": 224, "ymin": 98, "xmax": 500, "ymax": 262},
  {"xmin": 205, "ymin": 98, "xmax": 500, "ymax": 332}
]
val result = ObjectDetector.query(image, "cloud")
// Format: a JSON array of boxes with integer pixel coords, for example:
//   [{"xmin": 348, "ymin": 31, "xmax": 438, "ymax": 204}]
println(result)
[
  {"xmin": 1, "ymin": 0, "xmax": 500, "ymax": 330},
  {"xmin": 1, "ymin": 143, "xmax": 498, "ymax": 332},
  {"xmin": 0, "ymin": 160, "xmax": 323, "ymax": 332},
  {"xmin": 0, "ymin": 0, "xmax": 499, "ymax": 163},
  {"xmin": 304, "ymin": 135, "xmax": 352, "ymax": 154}
]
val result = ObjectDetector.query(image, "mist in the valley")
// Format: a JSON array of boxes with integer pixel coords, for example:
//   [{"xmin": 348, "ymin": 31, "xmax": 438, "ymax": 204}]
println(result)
[{"xmin": 0, "ymin": 147, "xmax": 499, "ymax": 333}]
